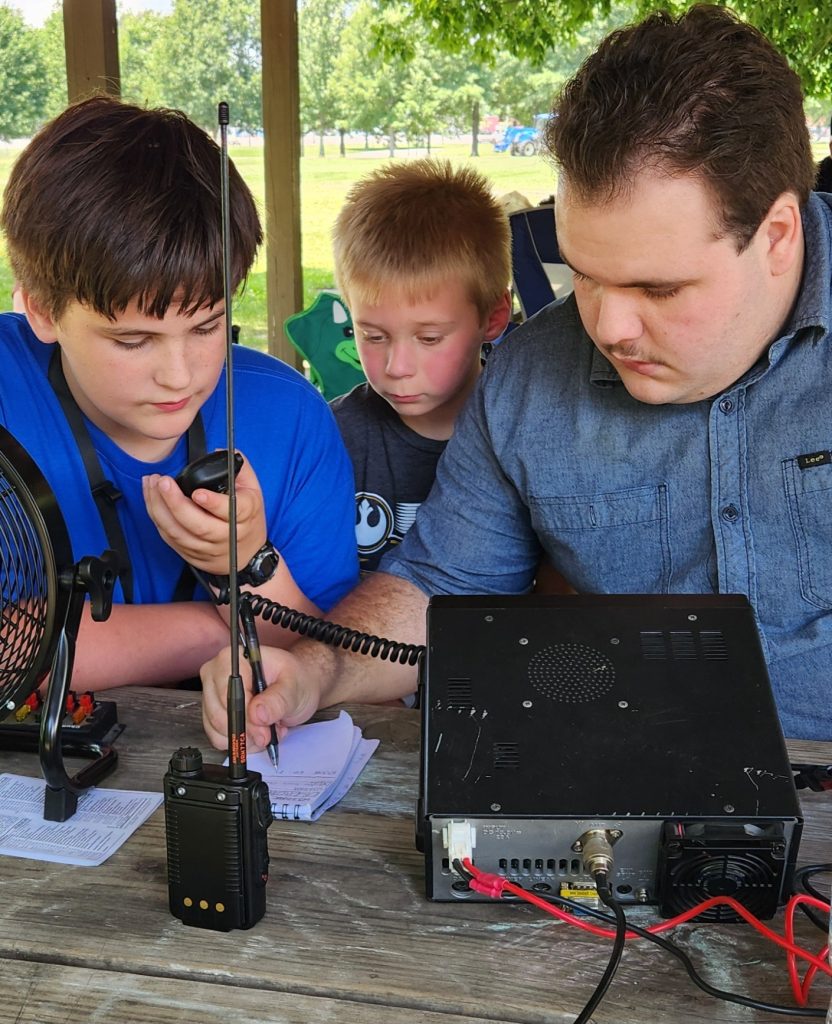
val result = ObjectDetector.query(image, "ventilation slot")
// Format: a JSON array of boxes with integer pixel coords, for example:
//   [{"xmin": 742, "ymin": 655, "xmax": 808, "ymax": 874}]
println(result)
[
  {"xmin": 700, "ymin": 630, "xmax": 728, "ymax": 660},
  {"xmin": 669, "ymin": 631, "xmax": 697, "ymax": 659},
  {"xmin": 446, "ymin": 678, "xmax": 473, "ymax": 710},
  {"xmin": 640, "ymin": 631, "xmax": 667, "ymax": 659},
  {"xmin": 640, "ymin": 629, "xmax": 728, "ymax": 661},
  {"xmin": 493, "ymin": 742, "xmax": 519, "ymax": 770}
]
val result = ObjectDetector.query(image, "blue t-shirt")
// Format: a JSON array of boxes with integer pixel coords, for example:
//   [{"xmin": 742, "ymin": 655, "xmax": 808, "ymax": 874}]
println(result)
[
  {"xmin": 383, "ymin": 193, "xmax": 832, "ymax": 741},
  {"xmin": 0, "ymin": 314, "xmax": 358, "ymax": 611}
]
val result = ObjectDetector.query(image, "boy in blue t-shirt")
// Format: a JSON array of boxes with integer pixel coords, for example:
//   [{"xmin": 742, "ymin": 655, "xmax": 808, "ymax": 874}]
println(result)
[
  {"xmin": 329, "ymin": 159, "xmax": 512, "ymax": 572},
  {"xmin": 0, "ymin": 95, "xmax": 358, "ymax": 689}
]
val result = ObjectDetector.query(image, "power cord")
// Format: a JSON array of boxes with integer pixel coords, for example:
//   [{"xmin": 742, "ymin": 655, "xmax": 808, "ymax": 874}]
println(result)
[
  {"xmin": 543, "ymin": 888, "xmax": 828, "ymax": 1018},
  {"xmin": 793, "ymin": 863, "xmax": 832, "ymax": 933},
  {"xmin": 462, "ymin": 858, "xmax": 830, "ymax": 1018},
  {"xmin": 573, "ymin": 869, "xmax": 627, "ymax": 1024}
]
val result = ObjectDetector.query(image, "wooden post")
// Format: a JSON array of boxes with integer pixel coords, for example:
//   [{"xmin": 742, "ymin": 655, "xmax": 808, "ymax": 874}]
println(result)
[
  {"xmin": 261, "ymin": 0, "xmax": 303, "ymax": 367},
  {"xmin": 62, "ymin": 0, "xmax": 120, "ymax": 102}
]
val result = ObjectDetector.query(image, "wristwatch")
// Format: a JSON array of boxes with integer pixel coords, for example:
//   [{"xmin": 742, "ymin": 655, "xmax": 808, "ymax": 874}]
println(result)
[{"xmin": 237, "ymin": 540, "xmax": 280, "ymax": 587}]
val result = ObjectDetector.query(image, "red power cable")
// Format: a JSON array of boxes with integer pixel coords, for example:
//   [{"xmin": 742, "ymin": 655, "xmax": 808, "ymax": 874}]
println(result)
[{"xmin": 462, "ymin": 859, "xmax": 831, "ymax": 1007}]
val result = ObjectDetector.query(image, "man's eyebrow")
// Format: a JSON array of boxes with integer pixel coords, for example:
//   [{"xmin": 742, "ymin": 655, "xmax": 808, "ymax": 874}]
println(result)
[{"xmin": 557, "ymin": 243, "xmax": 693, "ymax": 290}]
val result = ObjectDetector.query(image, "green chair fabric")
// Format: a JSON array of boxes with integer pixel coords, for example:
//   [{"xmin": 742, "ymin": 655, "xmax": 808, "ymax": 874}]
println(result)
[{"xmin": 284, "ymin": 292, "xmax": 366, "ymax": 401}]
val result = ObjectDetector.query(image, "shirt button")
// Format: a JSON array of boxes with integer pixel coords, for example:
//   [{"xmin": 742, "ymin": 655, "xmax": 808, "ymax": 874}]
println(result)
[
  {"xmin": 719, "ymin": 398, "xmax": 734, "ymax": 414},
  {"xmin": 721, "ymin": 504, "xmax": 739, "ymax": 522}
]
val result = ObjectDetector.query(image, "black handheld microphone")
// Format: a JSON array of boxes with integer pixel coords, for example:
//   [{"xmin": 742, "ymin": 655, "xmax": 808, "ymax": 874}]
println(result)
[{"xmin": 164, "ymin": 101, "xmax": 273, "ymax": 931}]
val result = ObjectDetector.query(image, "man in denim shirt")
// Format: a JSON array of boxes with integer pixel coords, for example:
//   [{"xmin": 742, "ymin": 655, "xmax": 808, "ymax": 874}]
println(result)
[{"xmin": 202, "ymin": 6, "xmax": 829, "ymax": 743}]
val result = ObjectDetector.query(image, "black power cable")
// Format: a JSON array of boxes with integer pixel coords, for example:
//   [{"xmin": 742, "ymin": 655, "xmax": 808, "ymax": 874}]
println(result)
[
  {"xmin": 574, "ymin": 871, "xmax": 627, "ymax": 1024},
  {"xmin": 534, "ymin": 889, "xmax": 828, "ymax": 1018}
]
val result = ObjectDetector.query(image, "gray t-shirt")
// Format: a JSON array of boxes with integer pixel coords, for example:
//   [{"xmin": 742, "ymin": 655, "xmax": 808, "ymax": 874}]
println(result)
[{"xmin": 330, "ymin": 383, "xmax": 446, "ymax": 572}]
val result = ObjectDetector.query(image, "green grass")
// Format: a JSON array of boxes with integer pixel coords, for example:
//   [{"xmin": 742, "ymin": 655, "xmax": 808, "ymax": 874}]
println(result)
[{"xmin": 2, "ymin": 139, "xmax": 829, "ymax": 352}]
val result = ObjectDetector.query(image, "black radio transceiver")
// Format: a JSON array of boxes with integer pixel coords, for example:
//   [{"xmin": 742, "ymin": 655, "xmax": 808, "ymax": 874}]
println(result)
[
  {"xmin": 163, "ymin": 101, "xmax": 274, "ymax": 932},
  {"xmin": 164, "ymin": 745, "xmax": 272, "ymax": 931}
]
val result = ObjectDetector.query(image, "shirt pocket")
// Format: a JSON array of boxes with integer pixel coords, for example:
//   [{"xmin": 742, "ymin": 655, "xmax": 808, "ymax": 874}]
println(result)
[
  {"xmin": 528, "ymin": 484, "xmax": 671, "ymax": 593},
  {"xmin": 783, "ymin": 455, "xmax": 832, "ymax": 609}
]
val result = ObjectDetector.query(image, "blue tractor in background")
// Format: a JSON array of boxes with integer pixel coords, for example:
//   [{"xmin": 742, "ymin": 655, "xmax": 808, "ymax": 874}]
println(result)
[
  {"xmin": 493, "ymin": 124, "xmax": 523, "ymax": 153},
  {"xmin": 495, "ymin": 113, "xmax": 553, "ymax": 156}
]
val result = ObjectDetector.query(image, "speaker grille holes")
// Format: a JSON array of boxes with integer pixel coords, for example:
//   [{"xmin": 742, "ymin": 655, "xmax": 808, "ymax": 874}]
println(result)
[{"xmin": 527, "ymin": 643, "xmax": 615, "ymax": 703}]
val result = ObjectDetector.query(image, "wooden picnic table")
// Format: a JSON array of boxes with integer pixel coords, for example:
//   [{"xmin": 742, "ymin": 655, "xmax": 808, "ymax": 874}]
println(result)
[{"xmin": 0, "ymin": 686, "xmax": 828, "ymax": 1023}]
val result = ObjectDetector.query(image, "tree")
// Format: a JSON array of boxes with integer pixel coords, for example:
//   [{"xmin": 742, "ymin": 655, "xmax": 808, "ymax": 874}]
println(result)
[
  {"xmin": 299, "ymin": 0, "xmax": 350, "ymax": 157},
  {"xmin": 372, "ymin": 0, "xmax": 599, "ymax": 67},
  {"xmin": 37, "ymin": 10, "xmax": 69, "ymax": 122},
  {"xmin": 376, "ymin": 0, "xmax": 832, "ymax": 99},
  {"xmin": 0, "ymin": 7, "xmax": 48, "ymax": 139},
  {"xmin": 396, "ymin": 49, "xmax": 448, "ymax": 152},
  {"xmin": 154, "ymin": 0, "xmax": 262, "ymax": 132},
  {"xmin": 119, "ymin": 11, "xmax": 167, "ymax": 108},
  {"xmin": 433, "ymin": 56, "xmax": 494, "ymax": 157},
  {"xmin": 331, "ymin": 1, "xmax": 413, "ymax": 156}
]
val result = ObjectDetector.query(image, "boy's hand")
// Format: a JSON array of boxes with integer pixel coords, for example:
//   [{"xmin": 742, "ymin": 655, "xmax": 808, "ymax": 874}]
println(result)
[
  {"xmin": 200, "ymin": 644, "xmax": 320, "ymax": 751},
  {"xmin": 143, "ymin": 456, "xmax": 267, "ymax": 575}
]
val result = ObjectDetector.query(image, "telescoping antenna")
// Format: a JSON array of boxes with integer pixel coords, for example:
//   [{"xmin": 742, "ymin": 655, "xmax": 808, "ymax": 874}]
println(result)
[{"xmin": 217, "ymin": 100, "xmax": 247, "ymax": 780}]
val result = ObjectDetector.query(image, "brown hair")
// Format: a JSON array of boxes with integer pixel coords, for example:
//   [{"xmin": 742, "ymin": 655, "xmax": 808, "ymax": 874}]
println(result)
[
  {"xmin": 332, "ymin": 158, "xmax": 510, "ymax": 321},
  {"xmin": 545, "ymin": 4, "xmax": 815, "ymax": 250},
  {"xmin": 1, "ymin": 95, "xmax": 262, "ymax": 319}
]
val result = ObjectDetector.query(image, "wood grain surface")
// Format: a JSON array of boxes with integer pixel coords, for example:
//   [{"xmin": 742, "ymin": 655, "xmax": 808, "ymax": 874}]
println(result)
[{"xmin": 0, "ymin": 687, "xmax": 828, "ymax": 1024}]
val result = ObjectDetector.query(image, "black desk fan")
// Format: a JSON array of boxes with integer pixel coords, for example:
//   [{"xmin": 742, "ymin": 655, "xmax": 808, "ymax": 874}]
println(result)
[{"xmin": 0, "ymin": 423, "xmax": 121, "ymax": 821}]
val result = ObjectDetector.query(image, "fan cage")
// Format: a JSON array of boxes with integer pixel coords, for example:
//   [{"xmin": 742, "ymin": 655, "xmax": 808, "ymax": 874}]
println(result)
[{"xmin": 0, "ymin": 434, "xmax": 68, "ymax": 710}]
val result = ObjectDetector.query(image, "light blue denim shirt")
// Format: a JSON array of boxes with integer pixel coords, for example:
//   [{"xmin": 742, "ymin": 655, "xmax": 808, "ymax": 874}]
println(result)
[{"xmin": 382, "ymin": 193, "xmax": 832, "ymax": 739}]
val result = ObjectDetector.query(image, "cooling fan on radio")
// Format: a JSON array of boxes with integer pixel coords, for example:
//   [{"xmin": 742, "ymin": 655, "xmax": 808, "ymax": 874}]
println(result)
[
  {"xmin": 0, "ymin": 423, "xmax": 122, "ymax": 821},
  {"xmin": 656, "ymin": 821, "xmax": 788, "ymax": 921}
]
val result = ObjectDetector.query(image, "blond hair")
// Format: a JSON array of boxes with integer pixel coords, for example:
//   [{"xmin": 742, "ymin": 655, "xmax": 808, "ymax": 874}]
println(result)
[{"xmin": 333, "ymin": 158, "xmax": 510, "ymax": 321}]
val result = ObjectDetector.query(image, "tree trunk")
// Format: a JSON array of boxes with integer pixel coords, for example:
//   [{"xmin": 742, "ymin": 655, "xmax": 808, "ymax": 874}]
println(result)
[
  {"xmin": 427, "ymin": 131, "xmax": 431, "ymax": 153},
  {"xmin": 470, "ymin": 99, "xmax": 480, "ymax": 157},
  {"xmin": 318, "ymin": 130, "xmax": 325, "ymax": 157},
  {"xmin": 364, "ymin": 131, "xmax": 369, "ymax": 149},
  {"xmin": 339, "ymin": 128, "xmax": 346, "ymax": 157},
  {"xmin": 388, "ymin": 129, "xmax": 395, "ymax": 156}
]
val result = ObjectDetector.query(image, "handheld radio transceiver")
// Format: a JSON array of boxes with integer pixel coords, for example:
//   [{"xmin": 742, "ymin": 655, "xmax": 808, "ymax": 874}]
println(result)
[
  {"xmin": 163, "ymin": 101, "xmax": 273, "ymax": 931},
  {"xmin": 164, "ymin": 745, "xmax": 272, "ymax": 930}
]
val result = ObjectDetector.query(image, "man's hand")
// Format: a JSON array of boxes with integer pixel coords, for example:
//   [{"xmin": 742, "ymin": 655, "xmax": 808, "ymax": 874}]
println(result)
[
  {"xmin": 200, "ymin": 643, "xmax": 321, "ymax": 751},
  {"xmin": 143, "ymin": 455, "xmax": 267, "ymax": 574}
]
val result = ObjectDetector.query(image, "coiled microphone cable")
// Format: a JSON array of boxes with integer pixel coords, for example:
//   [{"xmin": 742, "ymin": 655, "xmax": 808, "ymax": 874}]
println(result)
[{"xmin": 194, "ymin": 569, "xmax": 425, "ymax": 666}]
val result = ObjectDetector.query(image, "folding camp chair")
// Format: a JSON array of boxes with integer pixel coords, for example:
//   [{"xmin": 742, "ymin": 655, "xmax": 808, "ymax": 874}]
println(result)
[
  {"xmin": 284, "ymin": 291, "xmax": 366, "ymax": 401},
  {"xmin": 508, "ymin": 203, "xmax": 573, "ymax": 320}
]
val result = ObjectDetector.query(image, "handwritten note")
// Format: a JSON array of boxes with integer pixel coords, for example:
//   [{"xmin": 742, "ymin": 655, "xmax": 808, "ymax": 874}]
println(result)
[{"xmin": 247, "ymin": 710, "xmax": 378, "ymax": 821}]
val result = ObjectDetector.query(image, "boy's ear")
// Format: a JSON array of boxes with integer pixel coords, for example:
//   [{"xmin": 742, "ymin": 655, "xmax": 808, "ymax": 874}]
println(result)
[
  {"xmin": 19, "ymin": 290, "xmax": 59, "ymax": 343},
  {"xmin": 483, "ymin": 289, "xmax": 512, "ymax": 342}
]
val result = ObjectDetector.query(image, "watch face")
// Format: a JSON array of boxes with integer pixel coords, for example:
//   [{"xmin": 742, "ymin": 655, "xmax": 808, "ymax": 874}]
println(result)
[{"xmin": 241, "ymin": 543, "xmax": 279, "ymax": 585}]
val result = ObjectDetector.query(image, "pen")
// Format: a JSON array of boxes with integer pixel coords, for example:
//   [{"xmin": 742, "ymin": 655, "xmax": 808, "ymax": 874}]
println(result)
[{"xmin": 239, "ymin": 597, "xmax": 279, "ymax": 770}]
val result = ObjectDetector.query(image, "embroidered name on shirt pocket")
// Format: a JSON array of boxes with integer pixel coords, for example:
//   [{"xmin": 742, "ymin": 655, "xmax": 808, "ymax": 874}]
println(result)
[
  {"xmin": 527, "ymin": 484, "xmax": 671, "ymax": 593},
  {"xmin": 783, "ymin": 454, "xmax": 832, "ymax": 609}
]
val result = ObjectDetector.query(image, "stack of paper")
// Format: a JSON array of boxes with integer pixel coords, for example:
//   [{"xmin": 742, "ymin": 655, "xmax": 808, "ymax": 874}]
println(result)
[
  {"xmin": 0, "ymin": 776, "xmax": 162, "ymax": 865},
  {"xmin": 247, "ymin": 710, "xmax": 378, "ymax": 821}
]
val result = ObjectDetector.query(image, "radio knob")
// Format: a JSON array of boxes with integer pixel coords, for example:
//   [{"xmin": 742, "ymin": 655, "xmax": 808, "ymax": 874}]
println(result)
[{"xmin": 169, "ymin": 746, "xmax": 203, "ymax": 776}]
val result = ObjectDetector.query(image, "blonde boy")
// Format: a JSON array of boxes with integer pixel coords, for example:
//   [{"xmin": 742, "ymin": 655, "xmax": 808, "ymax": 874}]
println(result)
[{"xmin": 330, "ymin": 159, "xmax": 511, "ymax": 571}]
